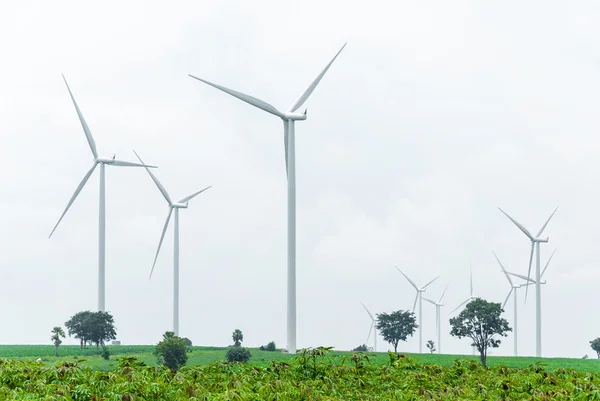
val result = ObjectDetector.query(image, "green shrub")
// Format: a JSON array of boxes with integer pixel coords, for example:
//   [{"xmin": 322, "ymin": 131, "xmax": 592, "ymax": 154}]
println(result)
[
  {"xmin": 352, "ymin": 344, "xmax": 368, "ymax": 352},
  {"xmin": 226, "ymin": 347, "xmax": 251, "ymax": 363},
  {"xmin": 260, "ymin": 341, "xmax": 277, "ymax": 351},
  {"xmin": 101, "ymin": 348, "xmax": 110, "ymax": 360}
]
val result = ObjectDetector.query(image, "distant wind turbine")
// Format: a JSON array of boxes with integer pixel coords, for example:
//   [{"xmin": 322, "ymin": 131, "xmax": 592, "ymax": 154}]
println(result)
[
  {"xmin": 395, "ymin": 267, "xmax": 439, "ymax": 353},
  {"xmin": 360, "ymin": 302, "xmax": 377, "ymax": 352},
  {"xmin": 492, "ymin": 251, "xmax": 534, "ymax": 356},
  {"xmin": 422, "ymin": 283, "xmax": 449, "ymax": 354},
  {"xmin": 450, "ymin": 265, "xmax": 477, "ymax": 355},
  {"xmin": 188, "ymin": 43, "xmax": 346, "ymax": 354},
  {"xmin": 49, "ymin": 75, "xmax": 157, "ymax": 312},
  {"xmin": 507, "ymin": 249, "xmax": 556, "ymax": 287},
  {"xmin": 134, "ymin": 151, "xmax": 211, "ymax": 336},
  {"xmin": 498, "ymin": 207, "xmax": 558, "ymax": 357}
]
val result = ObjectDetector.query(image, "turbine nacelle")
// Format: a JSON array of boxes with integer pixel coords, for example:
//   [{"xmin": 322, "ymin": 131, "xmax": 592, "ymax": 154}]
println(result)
[
  {"xmin": 282, "ymin": 111, "xmax": 308, "ymax": 121},
  {"xmin": 535, "ymin": 237, "xmax": 549, "ymax": 243},
  {"xmin": 96, "ymin": 156, "xmax": 117, "ymax": 164},
  {"xmin": 171, "ymin": 202, "xmax": 189, "ymax": 209}
]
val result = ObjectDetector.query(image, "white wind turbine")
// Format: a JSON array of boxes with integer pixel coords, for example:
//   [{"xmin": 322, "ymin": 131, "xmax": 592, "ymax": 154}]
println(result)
[
  {"xmin": 360, "ymin": 302, "xmax": 377, "ymax": 352},
  {"xmin": 507, "ymin": 249, "xmax": 556, "ymax": 288},
  {"xmin": 422, "ymin": 283, "xmax": 449, "ymax": 354},
  {"xmin": 492, "ymin": 251, "xmax": 534, "ymax": 357},
  {"xmin": 395, "ymin": 267, "xmax": 439, "ymax": 354},
  {"xmin": 49, "ymin": 75, "xmax": 157, "ymax": 312},
  {"xmin": 134, "ymin": 151, "xmax": 211, "ymax": 336},
  {"xmin": 498, "ymin": 207, "xmax": 558, "ymax": 357},
  {"xmin": 188, "ymin": 44, "xmax": 346, "ymax": 354},
  {"xmin": 450, "ymin": 265, "xmax": 477, "ymax": 355}
]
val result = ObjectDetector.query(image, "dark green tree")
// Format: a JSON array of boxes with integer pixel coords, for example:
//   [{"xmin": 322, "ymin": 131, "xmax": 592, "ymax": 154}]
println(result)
[
  {"xmin": 51, "ymin": 327, "xmax": 65, "ymax": 357},
  {"xmin": 449, "ymin": 298, "xmax": 511, "ymax": 367},
  {"xmin": 232, "ymin": 329, "xmax": 243, "ymax": 347},
  {"xmin": 375, "ymin": 310, "xmax": 418, "ymax": 352},
  {"xmin": 154, "ymin": 331, "xmax": 189, "ymax": 371},
  {"xmin": 590, "ymin": 338, "xmax": 600, "ymax": 359},
  {"xmin": 426, "ymin": 340, "xmax": 436, "ymax": 354},
  {"xmin": 226, "ymin": 347, "xmax": 251, "ymax": 363},
  {"xmin": 64, "ymin": 311, "xmax": 94, "ymax": 349},
  {"xmin": 352, "ymin": 344, "xmax": 369, "ymax": 352},
  {"xmin": 87, "ymin": 311, "xmax": 117, "ymax": 351}
]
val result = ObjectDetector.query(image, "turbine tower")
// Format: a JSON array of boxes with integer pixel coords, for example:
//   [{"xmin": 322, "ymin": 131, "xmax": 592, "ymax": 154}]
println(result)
[
  {"xmin": 49, "ymin": 75, "xmax": 157, "ymax": 312},
  {"xmin": 135, "ymin": 151, "xmax": 211, "ymax": 336},
  {"xmin": 422, "ymin": 283, "xmax": 449, "ymax": 354},
  {"xmin": 395, "ymin": 267, "xmax": 439, "ymax": 353},
  {"xmin": 360, "ymin": 302, "xmax": 377, "ymax": 352},
  {"xmin": 492, "ymin": 251, "xmax": 534, "ymax": 356},
  {"xmin": 498, "ymin": 207, "xmax": 558, "ymax": 357},
  {"xmin": 188, "ymin": 44, "xmax": 346, "ymax": 354}
]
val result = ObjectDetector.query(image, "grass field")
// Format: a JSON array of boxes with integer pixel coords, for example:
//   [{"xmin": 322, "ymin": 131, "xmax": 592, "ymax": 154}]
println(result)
[{"xmin": 2, "ymin": 344, "xmax": 600, "ymax": 372}]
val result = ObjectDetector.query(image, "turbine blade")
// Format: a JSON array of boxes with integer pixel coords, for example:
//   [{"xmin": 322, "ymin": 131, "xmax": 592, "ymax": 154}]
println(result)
[
  {"xmin": 360, "ymin": 302, "xmax": 374, "ymax": 320},
  {"xmin": 178, "ymin": 185, "xmax": 212, "ymax": 204},
  {"xmin": 541, "ymin": 249, "xmax": 556, "ymax": 278},
  {"xmin": 508, "ymin": 271, "xmax": 536, "ymax": 283},
  {"xmin": 366, "ymin": 322, "xmax": 374, "ymax": 344},
  {"xmin": 133, "ymin": 150, "xmax": 171, "ymax": 205},
  {"xmin": 492, "ymin": 251, "xmax": 513, "ymax": 286},
  {"xmin": 412, "ymin": 292, "xmax": 419, "ymax": 313},
  {"xmin": 49, "ymin": 163, "xmax": 98, "ymax": 238},
  {"xmin": 502, "ymin": 288, "xmax": 513, "ymax": 309},
  {"xmin": 422, "ymin": 276, "xmax": 439, "ymax": 289},
  {"xmin": 395, "ymin": 267, "xmax": 419, "ymax": 290},
  {"xmin": 149, "ymin": 208, "xmax": 173, "ymax": 279},
  {"xmin": 110, "ymin": 159, "xmax": 157, "ymax": 168},
  {"xmin": 422, "ymin": 297, "xmax": 436, "ymax": 305},
  {"xmin": 536, "ymin": 206, "xmax": 559, "ymax": 237},
  {"xmin": 498, "ymin": 207, "xmax": 535, "ymax": 240},
  {"xmin": 450, "ymin": 298, "xmax": 469, "ymax": 314},
  {"xmin": 438, "ymin": 283, "xmax": 450, "ymax": 304},
  {"xmin": 188, "ymin": 74, "xmax": 285, "ymax": 118},
  {"xmin": 283, "ymin": 120, "xmax": 289, "ymax": 178},
  {"xmin": 524, "ymin": 241, "xmax": 535, "ymax": 301},
  {"xmin": 288, "ymin": 43, "xmax": 347, "ymax": 112},
  {"xmin": 62, "ymin": 75, "xmax": 98, "ymax": 159}
]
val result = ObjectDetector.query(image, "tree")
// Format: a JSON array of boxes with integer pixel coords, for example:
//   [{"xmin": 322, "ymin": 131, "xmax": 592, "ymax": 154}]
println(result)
[
  {"xmin": 232, "ymin": 329, "xmax": 243, "ymax": 347},
  {"xmin": 51, "ymin": 327, "xmax": 65, "ymax": 357},
  {"xmin": 154, "ymin": 331, "xmax": 189, "ymax": 371},
  {"xmin": 590, "ymin": 338, "xmax": 600, "ymax": 359},
  {"xmin": 87, "ymin": 311, "xmax": 117, "ymax": 351},
  {"xmin": 65, "ymin": 311, "xmax": 94, "ymax": 349},
  {"xmin": 449, "ymin": 298, "xmax": 511, "ymax": 367},
  {"xmin": 182, "ymin": 337, "xmax": 192, "ymax": 347},
  {"xmin": 64, "ymin": 311, "xmax": 117, "ymax": 352},
  {"xmin": 352, "ymin": 344, "xmax": 369, "ymax": 352},
  {"xmin": 426, "ymin": 340, "xmax": 436, "ymax": 354},
  {"xmin": 375, "ymin": 310, "xmax": 418, "ymax": 353},
  {"xmin": 226, "ymin": 347, "xmax": 251, "ymax": 363}
]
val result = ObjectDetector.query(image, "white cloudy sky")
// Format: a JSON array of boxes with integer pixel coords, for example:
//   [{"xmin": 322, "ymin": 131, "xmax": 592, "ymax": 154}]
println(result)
[{"xmin": 1, "ymin": 0, "xmax": 599, "ymax": 358}]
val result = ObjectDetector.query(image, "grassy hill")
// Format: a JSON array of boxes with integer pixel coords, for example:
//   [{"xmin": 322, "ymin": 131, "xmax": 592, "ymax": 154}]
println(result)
[{"xmin": 2, "ymin": 345, "xmax": 599, "ymax": 372}]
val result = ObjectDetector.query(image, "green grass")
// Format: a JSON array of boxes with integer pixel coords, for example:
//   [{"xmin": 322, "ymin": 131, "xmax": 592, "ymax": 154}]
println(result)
[{"xmin": 2, "ymin": 345, "xmax": 600, "ymax": 372}]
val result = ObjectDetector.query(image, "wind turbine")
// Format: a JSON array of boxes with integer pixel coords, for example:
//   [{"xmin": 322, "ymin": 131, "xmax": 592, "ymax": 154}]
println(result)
[
  {"xmin": 450, "ymin": 265, "xmax": 477, "ymax": 355},
  {"xmin": 188, "ymin": 43, "xmax": 346, "ymax": 354},
  {"xmin": 134, "ymin": 151, "xmax": 211, "ymax": 336},
  {"xmin": 49, "ymin": 75, "xmax": 157, "ymax": 312},
  {"xmin": 507, "ymin": 249, "xmax": 556, "ymax": 287},
  {"xmin": 422, "ymin": 283, "xmax": 449, "ymax": 354},
  {"xmin": 492, "ymin": 251, "xmax": 534, "ymax": 356},
  {"xmin": 395, "ymin": 267, "xmax": 439, "ymax": 353},
  {"xmin": 498, "ymin": 207, "xmax": 558, "ymax": 357},
  {"xmin": 360, "ymin": 302, "xmax": 377, "ymax": 352}
]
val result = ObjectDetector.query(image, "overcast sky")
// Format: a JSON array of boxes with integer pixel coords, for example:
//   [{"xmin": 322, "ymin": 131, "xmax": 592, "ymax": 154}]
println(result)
[{"xmin": 1, "ymin": 0, "xmax": 599, "ymax": 358}]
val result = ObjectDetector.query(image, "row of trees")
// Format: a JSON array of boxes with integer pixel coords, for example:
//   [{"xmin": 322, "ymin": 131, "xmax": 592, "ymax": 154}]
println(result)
[
  {"xmin": 370, "ymin": 298, "xmax": 511, "ymax": 366},
  {"xmin": 51, "ymin": 311, "xmax": 118, "ymax": 357}
]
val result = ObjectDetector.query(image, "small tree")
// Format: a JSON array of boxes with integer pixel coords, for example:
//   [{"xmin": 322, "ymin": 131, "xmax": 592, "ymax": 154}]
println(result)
[
  {"xmin": 426, "ymin": 340, "xmax": 436, "ymax": 354},
  {"xmin": 182, "ymin": 337, "xmax": 192, "ymax": 347},
  {"xmin": 375, "ymin": 310, "xmax": 418, "ymax": 353},
  {"xmin": 232, "ymin": 329, "xmax": 243, "ymax": 347},
  {"xmin": 65, "ymin": 311, "xmax": 94, "ymax": 349},
  {"xmin": 154, "ymin": 331, "xmax": 188, "ymax": 371},
  {"xmin": 260, "ymin": 341, "xmax": 277, "ymax": 351},
  {"xmin": 87, "ymin": 311, "xmax": 117, "ymax": 352},
  {"xmin": 352, "ymin": 344, "xmax": 369, "ymax": 352},
  {"xmin": 51, "ymin": 327, "xmax": 65, "ymax": 357},
  {"xmin": 226, "ymin": 347, "xmax": 251, "ymax": 363},
  {"xmin": 590, "ymin": 338, "xmax": 600, "ymax": 359},
  {"xmin": 449, "ymin": 298, "xmax": 511, "ymax": 367}
]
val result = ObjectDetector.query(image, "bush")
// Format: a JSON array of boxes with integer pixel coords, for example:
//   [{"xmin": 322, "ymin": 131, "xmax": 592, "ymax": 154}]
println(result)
[
  {"xmin": 101, "ymin": 348, "xmax": 110, "ymax": 360},
  {"xmin": 260, "ymin": 341, "xmax": 277, "ymax": 351},
  {"xmin": 353, "ymin": 344, "xmax": 368, "ymax": 352},
  {"xmin": 154, "ymin": 331, "xmax": 188, "ymax": 371},
  {"xmin": 226, "ymin": 347, "xmax": 252, "ymax": 363},
  {"xmin": 182, "ymin": 337, "xmax": 192, "ymax": 347}
]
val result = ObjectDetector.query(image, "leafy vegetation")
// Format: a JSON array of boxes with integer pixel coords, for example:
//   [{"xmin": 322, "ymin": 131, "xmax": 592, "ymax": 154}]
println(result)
[
  {"xmin": 353, "ymin": 344, "xmax": 369, "ymax": 352},
  {"xmin": 1, "ymin": 349, "xmax": 600, "ymax": 399},
  {"xmin": 226, "ymin": 346, "xmax": 252, "ymax": 363},
  {"xmin": 64, "ymin": 311, "xmax": 117, "ymax": 352},
  {"xmin": 450, "ymin": 298, "xmax": 511, "ymax": 366},
  {"xmin": 259, "ymin": 341, "xmax": 277, "ymax": 351},
  {"xmin": 375, "ymin": 310, "xmax": 418, "ymax": 352},
  {"xmin": 591, "ymin": 337, "xmax": 600, "ymax": 359},
  {"xmin": 154, "ymin": 331, "xmax": 189, "ymax": 371}
]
